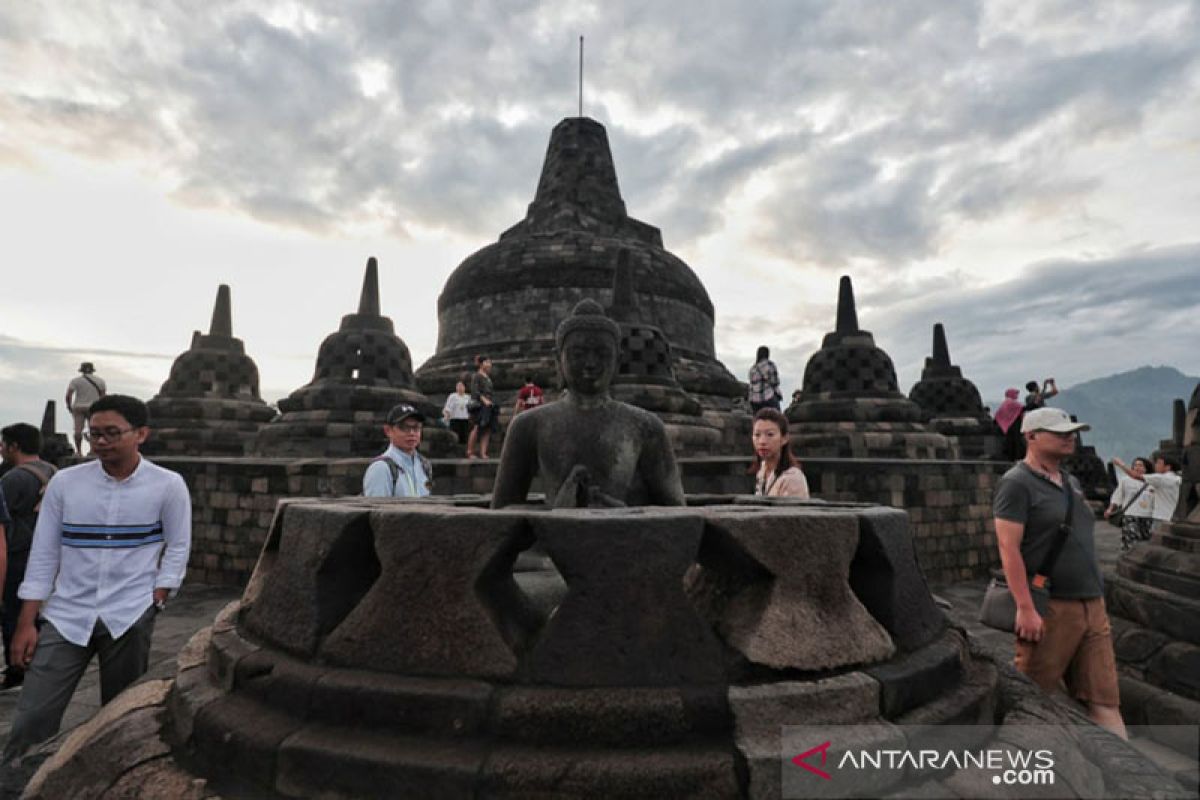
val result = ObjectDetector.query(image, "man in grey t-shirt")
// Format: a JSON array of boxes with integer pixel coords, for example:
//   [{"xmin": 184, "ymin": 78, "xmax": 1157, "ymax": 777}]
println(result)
[{"xmin": 992, "ymin": 407, "xmax": 1125, "ymax": 738}]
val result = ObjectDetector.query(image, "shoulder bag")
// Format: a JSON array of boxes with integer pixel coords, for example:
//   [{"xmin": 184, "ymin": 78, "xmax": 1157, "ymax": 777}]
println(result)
[
  {"xmin": 1108, "ymin": 482, "xmax": 1148, "ymax": 528},
  {"xmin": 979, "ymin": 471, "xmax": 1075, "ymax": 632}
]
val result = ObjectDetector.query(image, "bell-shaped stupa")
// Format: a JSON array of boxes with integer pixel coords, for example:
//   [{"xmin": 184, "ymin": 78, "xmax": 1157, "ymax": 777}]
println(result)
[
  {"xmin": 415, "ymin": 117, "xmax": 744, "ymax": 430},
  {"xmin": 254, "ymin": 258, "xmax": 457, "ymax": 458},
  {"xmin": 908, "ymin": 323, "xmax": 1003, "ymax": 459},
  {"xmin": 144, "ymin": 285, "xmax": 275, "ymax": 456},
  {"xmin": 787, "ymin": 276, "xmax": 956, "ymax": 459},
  {"xmin": 606, "ymin": 249, "xmax": 721, "ymax": 455}
]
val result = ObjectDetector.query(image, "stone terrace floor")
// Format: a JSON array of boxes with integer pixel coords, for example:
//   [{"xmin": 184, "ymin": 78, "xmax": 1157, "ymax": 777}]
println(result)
[{"xmin": 1, "ymin": 520, "xmax": 1195, "ymax": 796}]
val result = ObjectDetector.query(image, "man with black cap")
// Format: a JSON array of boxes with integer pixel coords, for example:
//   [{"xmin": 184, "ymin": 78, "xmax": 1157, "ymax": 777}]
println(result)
[
  {"xmin": 362, "ymin": 404, "xmax": 433, "ymax": 498},
  {"xmin": 992, "ymin": 406, "xmax": 1125, "ymax": 738},
  {"xmin": 65, "ymin": 362, "xmax": 106, "ymax": 456}
]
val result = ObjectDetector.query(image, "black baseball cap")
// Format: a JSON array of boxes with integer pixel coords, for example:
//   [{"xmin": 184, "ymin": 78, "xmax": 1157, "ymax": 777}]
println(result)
[{"xmin": 385, "ymin": 403, "xmax": 425, "ymax": 425}]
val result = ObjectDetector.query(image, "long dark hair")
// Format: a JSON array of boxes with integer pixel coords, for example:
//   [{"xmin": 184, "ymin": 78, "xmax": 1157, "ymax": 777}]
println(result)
[{"xmin": 748, "ymin": 408, "xmax": 800, "ymax": 477}]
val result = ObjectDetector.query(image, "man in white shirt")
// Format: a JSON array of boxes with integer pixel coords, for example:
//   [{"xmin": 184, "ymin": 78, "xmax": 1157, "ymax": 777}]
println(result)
[
  {"xmin": 1114, "ymin": 454, "xmax": 1182, "ymax": 524},
  {"xmin": 3, "ymin": 395, "xmax": 191, "ymax": 762},
  {"xmin": 362, "ymin": 404, "xmax": 433, "ymax": 498},
  {"xmin": 64, "ymin": 362, "xmax": 107, "ymax": 456}
]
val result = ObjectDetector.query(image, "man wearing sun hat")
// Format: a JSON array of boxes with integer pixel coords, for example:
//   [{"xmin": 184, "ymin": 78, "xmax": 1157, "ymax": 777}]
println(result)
[
  {"xmin": 992, "ymin": 406, "xmax": 1126, "ymax": 738},
  {"xmin": 64, "ymin": 362, "xmax": 106, "ymax": 456},
  {"xmin": 362, "ymin": 403, "xmax": 433, "ymax": 498}
]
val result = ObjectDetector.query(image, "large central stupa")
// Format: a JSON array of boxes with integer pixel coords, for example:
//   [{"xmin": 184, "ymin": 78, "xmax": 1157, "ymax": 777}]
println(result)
[{"xmin": 415, "ymin": 117, "xmax": 744, "ymax": 414}]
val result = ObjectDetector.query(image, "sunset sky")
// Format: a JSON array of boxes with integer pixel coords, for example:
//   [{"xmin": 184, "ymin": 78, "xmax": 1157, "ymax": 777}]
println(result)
[{"xmin": 2, "ymin": 1, "xmax": 1198, "ymax": 431}]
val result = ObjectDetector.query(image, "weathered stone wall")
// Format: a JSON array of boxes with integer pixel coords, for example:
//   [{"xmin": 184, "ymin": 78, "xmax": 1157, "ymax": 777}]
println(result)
[{"xmin": 154, "ymin": 455, "xmax": 1004, "ymax": 588}]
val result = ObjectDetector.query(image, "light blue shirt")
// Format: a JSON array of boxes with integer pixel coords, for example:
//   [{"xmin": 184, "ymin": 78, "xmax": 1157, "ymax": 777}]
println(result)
[
  {"xmin": 20, "ymin": 457, "xmax": 192, "ymax": 646},
  {"xmin": 363, "ymin": 446, "xmax": 431, "ymax": 498}
]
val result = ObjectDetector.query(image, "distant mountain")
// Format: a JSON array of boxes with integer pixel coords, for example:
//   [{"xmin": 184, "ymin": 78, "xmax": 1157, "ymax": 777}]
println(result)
[{"xmin": 1040, "ymin": 366, "xmax": 1197, "ymax": 463}]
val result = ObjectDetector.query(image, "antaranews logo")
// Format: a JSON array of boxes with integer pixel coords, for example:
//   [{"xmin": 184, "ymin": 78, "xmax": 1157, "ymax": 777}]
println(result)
[{"xmin": 790, "ymin": 740, "xmax": 832, "ymax": 780}]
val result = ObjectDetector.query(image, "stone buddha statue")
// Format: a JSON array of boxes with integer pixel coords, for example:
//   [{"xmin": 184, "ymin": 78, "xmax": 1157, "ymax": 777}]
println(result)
[{"xmin": 491, "ymin": 300, "xmax": 686, "ymax": 509}]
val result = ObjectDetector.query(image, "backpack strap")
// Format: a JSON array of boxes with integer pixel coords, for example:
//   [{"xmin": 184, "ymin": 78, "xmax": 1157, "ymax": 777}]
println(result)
[
  {"xmin": 372, "ymin": 455, "xmax": 402, "ymax": 496},
  {"xmin": 15, "ymin": 462, "xmax": 54, "ymax": 513}
]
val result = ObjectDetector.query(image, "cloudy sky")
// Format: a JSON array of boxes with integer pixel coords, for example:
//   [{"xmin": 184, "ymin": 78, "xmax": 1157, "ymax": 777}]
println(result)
[{"xmin": 2, "ymin": 1, "xmax": 1198, "ymax": 434}]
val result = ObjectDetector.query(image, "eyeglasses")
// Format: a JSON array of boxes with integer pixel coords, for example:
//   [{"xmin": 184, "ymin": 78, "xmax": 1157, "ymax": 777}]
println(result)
[
  {"xmin": 391, "ymin": 422, "xmax": 422, "ymax": 433},
  {"xmin": 83, "ymin": 427, "xmax": 136, "ymax": 443}
]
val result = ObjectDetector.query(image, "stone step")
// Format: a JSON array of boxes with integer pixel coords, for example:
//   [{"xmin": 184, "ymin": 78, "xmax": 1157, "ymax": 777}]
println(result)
[
  {"xmin": 1106, "ymin": 574, "xmax": 1200, "ymax": 646},
  {"xmin": 893, "ymin": 659, "xmax": 997, "ymax": 726},
  {"xmin": 1157, "ymin": 530, "xmax": 1200, "ymax": 553},
  {"xmin": 863, "ymin": 629, "xmax": 965, "ymax": 718},
  {"xmin": 1128, "ymin": 733, "xmax": 1200, "ymax": 794},
  {"xmin": 1117, "ymin": 544, "xmax": 1200, "ymax": 599}
]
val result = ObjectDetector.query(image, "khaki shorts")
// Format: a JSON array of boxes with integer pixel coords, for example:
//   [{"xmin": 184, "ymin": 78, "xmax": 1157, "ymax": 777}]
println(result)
[
  {"xmin": 1014, "ymin": 596, "xmax": 1120, "ymax": 707},
  {"xmin": 71, "ymin": 406, "xmax": 91, "ymax": 435}
]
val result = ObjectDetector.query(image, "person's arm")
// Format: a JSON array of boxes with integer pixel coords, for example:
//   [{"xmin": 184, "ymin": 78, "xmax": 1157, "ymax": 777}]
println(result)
[
  {"xmin": 1112, "ymin": 458, "xmax": 1144, "ymax": 482},
  {"xmin": 65, "ymin": 383, "xmax": 75, "ymax": 408},
  {"xmin": 1042, "ymin": 379, "xmax": 1058, "ymax": 400},
  {"xmin": 489, "ymin": 415, "xmax": 537, "ymax": 508},
  {"xmin": 155, "ymin": 475, "xmax": 192, "ymax": 602},
  {"xmin": 995, "ymin": 518, "xmax": 1043, "ymax": 642},
  {"xmin": 1105, "ymin": 478, "xmax": 1127, "ymax": 517},
  {"xmin": 0, "ymin": 525, "xmax": 7, "ymax": 603},
  {"xmin": 362, "ymin": 460, "xmax": 394, "ymax": 497}
]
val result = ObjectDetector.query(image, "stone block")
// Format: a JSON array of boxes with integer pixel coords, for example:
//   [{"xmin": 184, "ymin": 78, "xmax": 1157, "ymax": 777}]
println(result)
[
  {"xmin": 482, "ymin": 745, "xmax": 740, "ymax": 798},
  {"xmin": 1113, "ymin": 624, "xmax": 1170, "ymax": 666},
  {"xmin": 1146, "ymin": 641, "xmax": 1200, "ymax": 700},
  {"xmin": 729, "ymin": 673, "xmax": 881, "ymax": 740},
  {"xmin": 850, "ymin": 506, "xmax": 945, "ymax": 652},
  {"xmin": 864, "ymin": 630, "xmax": 964, "ymax": 718},
  {"xmin": 24, "ymin": 680, "xmax": 172, "ymax": 800},
  {"xmin": 691, "ymin": 507, "xmax": 894, "ymax": 671},
  {"xmin": 525, "ymin": 508, "xmax": 724, "ymax": 686},
  {"xmin": 103, "ymin": 757, "xmax": 216, "ymax": 799},
  {"xmin": 241, "ymin": 503, "xmax": 379, "ymax": 656},
  {"xmin": 491, "ymin": 685, "xmax": 727, "ymax": 746},
  {"xmin": 308, "ymin": 670, "xmax": 493, "ymax": 737},
  {"xmin": 276, "ymin": 725, "xmax": 486, "ymax": 799},
  {"xmin": 319, "ymin": 507, "xmax": 537, "ymax": 679},
  {"xmin": 192, "ymin": 693, "xmax": 302, "ymax": 792}
]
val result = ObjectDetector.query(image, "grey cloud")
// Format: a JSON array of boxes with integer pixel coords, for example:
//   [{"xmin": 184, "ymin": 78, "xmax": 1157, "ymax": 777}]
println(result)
[{"xmin": 2, "ymin": 1, "xmax": 1198, "ymax": 261}]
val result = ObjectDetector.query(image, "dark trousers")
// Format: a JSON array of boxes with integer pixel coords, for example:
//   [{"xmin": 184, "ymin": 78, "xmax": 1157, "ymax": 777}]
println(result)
[
  {"xmin": 750, "ymin": 399, "xmax": 781, "ymax": 413},
  {"xmin": 3, "ymin": 607, "xmax": 157, "ymax": 763},
  {"xmin": 449, "ymin": 419, "xmax": 470, "ymax": 444},
  {"xmin": 1, "ymin": 550, "xmax": 28, "ymax": 672}
]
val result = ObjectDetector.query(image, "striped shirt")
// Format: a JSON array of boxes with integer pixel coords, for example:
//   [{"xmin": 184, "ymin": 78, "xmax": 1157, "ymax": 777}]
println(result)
[{"xmin": 19, "ymin": 457, "xmax": 192, "ymax": 646}]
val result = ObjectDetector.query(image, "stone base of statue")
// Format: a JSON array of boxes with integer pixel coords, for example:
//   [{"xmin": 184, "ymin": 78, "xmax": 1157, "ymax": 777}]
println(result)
[
  {"xmin": 928, "ymin": 416, "xmax": 1004, "ymax": 460},
  {"xmin": 788, "ymin": 397, "xmax": 958, "ymax": 460}
]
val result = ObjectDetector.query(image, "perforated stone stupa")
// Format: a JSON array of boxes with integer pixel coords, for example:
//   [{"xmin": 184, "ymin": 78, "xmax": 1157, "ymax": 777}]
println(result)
[
  {"xmin": 143, "ymin": 285, "xmax": 275, "ymax": 456},
  {"xmin": 787, "ymin": 276, "xmax": 956, "ymax": 459},
  {"xmin": 415, "ymin": 117, "xmax": 744, "ymax": 425},
  {"xmin": 908, "ymin": 323, "xmax": 1003, "ymax": 459},
  {"xmin": 254, "ymin": 258, "xmax": 456, "ymax": 458},
  {"xmin": 607, "ymin": 249, "xmax": 721, "ymax": 455}
]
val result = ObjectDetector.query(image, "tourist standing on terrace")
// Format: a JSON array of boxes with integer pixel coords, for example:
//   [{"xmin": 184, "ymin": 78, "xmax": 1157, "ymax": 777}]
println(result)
[
  {"xmin": 467, "ymin": 355, "xmax": 498, "ymax": 460},
  {"xmin": 992, "ymin": 406, "xmax": 1126, "ymax": 738},
  {"xmin": 1105, "ymin": 456, "xmax": 1155, "ymax": 550},
  {"xmin": 0, "ymin": 423, "xmax": 57, "ymax": 690},
  {"xmin": 994, "ymin": 387, "xmax": 1026, "ymax": 461},
  {"xmin": 64, "ymin": 361, "xmax": 106, "ymax": 456},
  {"xmin": 1113, "ymin": 453, "xmax": 1182, "ymax": 526},
  {"xmin": 3, "ymin": 395, "xmax": 192, "ymax": 762},
  {"xmin": 1023, "ymin": 377, "xmax": 1058, "ymax": 411},
  {"xmin": 750, "ymin": 408, "xmax": 809, "ymax": 498},
  {"xmin": 748, "ymin": 346, "xmax": 782, "ymax": 413},
  {"xmin": 363, "ymin": 403, "xmax": 433, "ymax": 498},
  {"xmin": 514, "ymin": 376, "xmax": 545, "ymax": 415},
  {"xmin": 442, "ymin": 380, "xmax": 472, "ymax": 444}
]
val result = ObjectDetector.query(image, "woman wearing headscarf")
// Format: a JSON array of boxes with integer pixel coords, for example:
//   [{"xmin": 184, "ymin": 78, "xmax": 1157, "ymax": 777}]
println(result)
[{"xmin": 994, "ymin": 388, "xmax": 1026, "ymax": 461}]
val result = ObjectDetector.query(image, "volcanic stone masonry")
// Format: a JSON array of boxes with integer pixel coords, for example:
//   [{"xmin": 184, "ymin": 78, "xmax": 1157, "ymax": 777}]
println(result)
[
  {"xmin": 254, "ymin": 257, "xmax": 457, "ymax": 459},
  {"xmin": 907, "ymin": 323, "xmax": 1004, "ymax": 460},
  {"xmin": 143, "ymin": 285, "xmax": 275, "ymax": 457},
  {"xmin": 414, "ymin": 116, "xmax": 747, "ymax": 451},
  {"xmin": 787, "ymin": 275, "xmax": 957, "ymax": 460}
]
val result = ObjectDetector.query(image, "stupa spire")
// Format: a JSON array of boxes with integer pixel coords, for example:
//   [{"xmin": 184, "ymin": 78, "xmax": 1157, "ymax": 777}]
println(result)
[
  {"xmin": 526, "ymin": 118, "xmax": 627, "ymax": 230},
  {"xmin": 835, "ymin": 276, "xmax": 859, "ymax": 334},
  {"xmin": 358, "ymin": 257, "xmax": 380, "ymax": 316},
  {"xmin": 209, "ymin": 284, "xmax": 233, "ymax": 338},
  {"xmin": 931, "ymin": 323, "xmax": 950, "ymax": 368},
  {"xmin": 41, "ymin": 400, "xmax": 57, "ymax": 436}
]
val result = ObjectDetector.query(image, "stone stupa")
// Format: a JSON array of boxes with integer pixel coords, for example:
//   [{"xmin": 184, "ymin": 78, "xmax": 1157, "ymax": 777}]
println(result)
[
  {"xmin": 415, "ymin": 117, "xmax": 746, "ymax": 434},
  {"xmin": 787, "ymin": 276, "xmax": 956, "ymax": 459},
  {"xmin": 143, "ymin": 285, "xmax": 275, "ymax": 456},
  {"xmin": 606, "ymin": 248, "xmax": 722, "ymax": 455},
  {"xmin": 254, "ymin": 258, "xmax": 457, "ymax": 458},
  {"xmin": 908, "ymin": 323, "xmax": 1003, "ymax": 459}
]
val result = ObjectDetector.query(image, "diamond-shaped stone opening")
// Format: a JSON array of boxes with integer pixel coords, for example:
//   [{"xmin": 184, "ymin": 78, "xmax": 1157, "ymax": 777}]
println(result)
[{"xmin": 510, "ymin": 543, "xmax": 568, "ymax": 622}]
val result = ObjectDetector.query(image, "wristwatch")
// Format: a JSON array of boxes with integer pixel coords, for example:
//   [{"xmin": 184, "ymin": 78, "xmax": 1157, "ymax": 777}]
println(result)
[{"xmin": 154, "ymin": 598, "xmax": 167, "ymax": 613}]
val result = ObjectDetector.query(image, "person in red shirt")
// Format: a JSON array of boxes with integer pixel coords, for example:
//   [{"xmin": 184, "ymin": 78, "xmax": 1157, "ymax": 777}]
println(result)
[{"xmin": 514, "ymin": 376, "xmax": 544, "ymax": 415}]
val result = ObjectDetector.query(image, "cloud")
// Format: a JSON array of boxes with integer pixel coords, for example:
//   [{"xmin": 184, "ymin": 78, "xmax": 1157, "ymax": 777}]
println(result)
[{"xmin": 3, "ymin": 0, "xmax": 1197, "ymax": 263}]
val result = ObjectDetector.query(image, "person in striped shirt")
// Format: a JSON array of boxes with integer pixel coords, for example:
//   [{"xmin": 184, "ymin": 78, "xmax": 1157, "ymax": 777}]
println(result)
[{"xmin": 3, "ymin": 395, "xmax": 191, "ymax": 762}]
